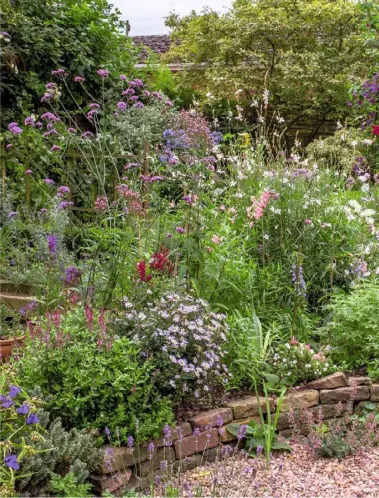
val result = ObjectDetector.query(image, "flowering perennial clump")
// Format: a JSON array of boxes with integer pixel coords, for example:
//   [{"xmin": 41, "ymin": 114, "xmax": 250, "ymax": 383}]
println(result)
[
  {"xmin": 270, "ymin": 340, "xmax": 336, "ymax": 385},
  {"xmin": 122, "ymin": 293, "xmax": 229, "ymax": 403}
]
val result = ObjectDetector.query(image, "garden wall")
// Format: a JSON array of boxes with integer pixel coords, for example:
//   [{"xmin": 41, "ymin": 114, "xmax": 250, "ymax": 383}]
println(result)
[{"xmin": 91, "ymin": 372, "xmax": 379, "ymax": 495}]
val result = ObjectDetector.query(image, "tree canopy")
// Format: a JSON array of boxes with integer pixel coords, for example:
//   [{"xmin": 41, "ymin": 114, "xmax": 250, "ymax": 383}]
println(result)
[
  {"xmin": 166, "ymin": 0, "xmax": 374, "ymax": 134},
  {"xmin": 0, "ymin": 0, "xmax": 135, "ymax": 126}
]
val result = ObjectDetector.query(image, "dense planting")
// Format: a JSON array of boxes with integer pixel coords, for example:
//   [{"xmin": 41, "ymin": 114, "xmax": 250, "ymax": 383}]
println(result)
[{"xmin": 0, "ymin": 0, "xmax": 379, "ymax": 496}]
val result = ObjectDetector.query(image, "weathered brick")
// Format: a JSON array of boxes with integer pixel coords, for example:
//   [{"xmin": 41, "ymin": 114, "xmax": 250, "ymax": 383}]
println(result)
[
  {"xmin": 174, "ymin": 428, "xmax": 219, "ymax": 458},
  {"xmin": 226, "ymin": 396, "xmax": 274, "ymax": 419},
  {"xmin": 306, "ymin": 372, "xmax": 347, "ymax": 390},
  {"xmin": 280, "ymin": 390, "xmax": 319, "ymax": 412},
  {"xmin": 189, "ymin": 408, "xmax": 233, "ymax": 429},
  {"xmin": 320, "ymin": 386, "xmax": 370, "ymax": 404},
  {"xmin": 371, "ymin": 384, "xmax": 379, "ymax": 402},
  {"xmin": 91, "ymin": 469, "xmax": 132, "ymax": 493}
]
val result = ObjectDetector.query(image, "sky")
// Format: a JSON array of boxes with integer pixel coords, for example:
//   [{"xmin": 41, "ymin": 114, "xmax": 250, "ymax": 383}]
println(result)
[{"xmin": 111, "ymin": 0, "xmax": 231, "ymax": 36}]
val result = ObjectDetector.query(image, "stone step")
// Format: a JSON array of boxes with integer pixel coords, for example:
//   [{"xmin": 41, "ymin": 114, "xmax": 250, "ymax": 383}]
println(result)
[{"xmin": 0, "ymin": 292, "xmax": 37, "ymax": 311}]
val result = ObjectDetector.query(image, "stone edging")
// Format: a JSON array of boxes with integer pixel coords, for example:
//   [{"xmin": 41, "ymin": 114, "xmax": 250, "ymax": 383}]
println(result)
[{"xmin": 91, "ymin": 372, "xmax": 379, "ymax": 495}]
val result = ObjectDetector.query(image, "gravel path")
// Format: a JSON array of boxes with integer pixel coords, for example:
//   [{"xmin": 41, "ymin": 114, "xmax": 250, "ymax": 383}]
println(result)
[{"xmin": 172, "ymin": 443, "xmax": 379, "ymax": 497}]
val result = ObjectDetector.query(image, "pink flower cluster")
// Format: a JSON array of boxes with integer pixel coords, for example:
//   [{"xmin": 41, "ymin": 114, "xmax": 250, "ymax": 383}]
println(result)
[{"xmin": 246, "ymin": 191, "xmax": 277, "ymax": 221}]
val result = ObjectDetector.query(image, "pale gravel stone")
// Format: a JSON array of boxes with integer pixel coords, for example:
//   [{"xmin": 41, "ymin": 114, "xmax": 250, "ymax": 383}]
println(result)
[{"xmin": 169, "ymin": 443, "xmax": 379, "ymax": 497}]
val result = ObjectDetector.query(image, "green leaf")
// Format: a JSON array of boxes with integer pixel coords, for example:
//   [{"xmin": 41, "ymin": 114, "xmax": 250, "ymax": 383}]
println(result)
[{"xmin": 271, "ymin": 441, "xmax": 292, "ymax": 451}]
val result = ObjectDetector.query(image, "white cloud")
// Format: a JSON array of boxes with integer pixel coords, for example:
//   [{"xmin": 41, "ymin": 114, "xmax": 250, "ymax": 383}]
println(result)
[{"xmin": 111, "ymin": 0, "xmax": 231, "ymax": 35}]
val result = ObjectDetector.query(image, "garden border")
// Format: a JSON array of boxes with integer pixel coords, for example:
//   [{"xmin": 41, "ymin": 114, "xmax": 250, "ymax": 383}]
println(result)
[{"xmin": 91, "ymin": 372, "xmax": 379, "ymax": 495}]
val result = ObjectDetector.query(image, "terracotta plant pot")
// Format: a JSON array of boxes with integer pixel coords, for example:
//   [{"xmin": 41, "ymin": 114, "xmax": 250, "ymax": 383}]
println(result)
[{"xmin": 0, "ymin": 337, "xmax": 16, "ymax": 362}]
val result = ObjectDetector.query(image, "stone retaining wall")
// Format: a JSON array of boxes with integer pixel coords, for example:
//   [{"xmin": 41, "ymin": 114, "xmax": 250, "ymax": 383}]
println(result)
[{"xmin": 91, "ymin": 372, "xmax": 379, "ymax": 495}]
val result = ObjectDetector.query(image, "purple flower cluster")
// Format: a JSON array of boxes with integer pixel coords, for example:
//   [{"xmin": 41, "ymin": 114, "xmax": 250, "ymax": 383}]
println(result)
[
  {"xmin": 47, "ymin": 234, "xmax": 57, "ymax": 259},
  {"xmin": 291, "ymin": 264, "xmax": 307, "ymax": 298},
  {"xmin": 8, "ymin": 122, "xmax": 22, "ymax": 135},
  {"xmin": 64, "ymin": 266, "xmax": 82, "ymax": 285},
  {"xmin": 97, "ymin": 68, "xmax": 109, "ymax": 78},
  {"xmin": 123, "ymin": 293, "xmax": 229, "ymax": 402}
]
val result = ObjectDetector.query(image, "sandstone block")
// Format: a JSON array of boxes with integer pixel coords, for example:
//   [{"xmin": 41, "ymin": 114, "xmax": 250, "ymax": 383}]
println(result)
[
  {"xmin": 189, "ymin": 407, "xmax": 233, "ymax": 429},
  {"xmin": 347, "ymin": 376, "xmax": 372, "ymax": 387},
  {"xmin": 371, "ymin": 384, "xmax": 379, "ymax": 402},
  {"xmin": 306, "ymin": 372, "xmax": 347, "ymax": 390},
  {"xmin": 280, "ymin": 390, "xmax": 319, "ymax": 412},
  {"xmin": 320, "ymin": 386, "xmax": 370, "ymax": 404},
  {"xmin": 136, "ymin": 447, "xmax": 175, "ymax": 477},
  {"xmin": 91, "ymin": 469, "xmax": 132, "ymax": 493},
  {"xmin": 174, "ymin": 428, "xmax": 219, "ymax": 458},
  {"xmin": 226, "ymin": 396, "xmax": 274, "ymax": 419},
  {"xmin": 98, "ymin": 446, "xmax": 149, "ymax": 474}
]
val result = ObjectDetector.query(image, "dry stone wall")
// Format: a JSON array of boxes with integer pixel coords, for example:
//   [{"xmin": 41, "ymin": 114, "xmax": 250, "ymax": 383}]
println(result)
[{"xmin": 91, "ymin": 372, "xmax": 379, "ymax": 495}]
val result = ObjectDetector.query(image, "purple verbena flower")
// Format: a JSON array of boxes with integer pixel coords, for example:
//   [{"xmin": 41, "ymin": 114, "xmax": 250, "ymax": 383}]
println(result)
[
  {"xmin": 41, "ymin": 112, "xmax": 60, "ymax": 122},
  {"xmin": 127, "ymin": 435, "xmax": 134, "ymax": 448},
  {"xmin": 44, "ymin": 178, "xmax": 55, "ymax": 185},
  {"xmin": 74, "ymin": 76, "xmax": 85, "ymax": 83},
  {"xmin": 58, "ymin": 186, "xmax": 70, "ymax": 194},
  {"xmin": 97, "ymin": 69, "xmax": 109, "ymax": 78},
  {"xmin": 58, "ymin": 201, "xmax": 74, "ymax": 210},
  {"xmin": 87, "ymin": 110, "xmax": 98, "ymax": 119},
  {"xmin": 81, "ymin": 131, "xmax": 93, "ymax": 138},
  {"xmin": 51, "ymin": 68, "xmax": 68, "ymax": 78},
  {"xmin": 116, "ymin": 101, "xmax": 127, "ymax": 111},
  {"xmin": 51, "ymin": 145, "xmax": 62, "ymax": 152},
  {"xmin": 24, "ymin": 116, "xmax": 35, "ymax": 127}
]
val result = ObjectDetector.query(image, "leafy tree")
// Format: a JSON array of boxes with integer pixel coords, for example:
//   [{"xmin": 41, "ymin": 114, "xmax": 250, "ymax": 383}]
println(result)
[
  {"xmin": 0, "ymin": 0, "xmax": 135, "ymax": 126},
  {"xmin": 166, "ymin": 0, "xmax": 373, "ymax": 141}
]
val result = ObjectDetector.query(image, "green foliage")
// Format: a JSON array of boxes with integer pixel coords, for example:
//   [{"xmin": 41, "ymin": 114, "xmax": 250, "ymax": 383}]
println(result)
[
  {"xmin": 50, "ymin": 471, "xmax": 92, "ymax": 497},
  {"xmin": 0, "ymin": 0, "xmax": 135, "ymax": 125},
  {"xmin": 166, "ymin": 0, "xmax": 371, "ymax": 135},
  {"xmin": 227, "ymin": 383, "xmax": 290, "ymax": 465},
  {"xmin": 17, "ymin": 306, "xmax": 174, "ymax": 442},
  {"xmin": 225, "ymin": 309, "xmax": 279, "ymax": 389},
  {"xmin": 316, "ymin": 429, "xmax": 353, "ymax": 459},
  {"xmin": 17, "ymin": 413, "xmax": 101, "ymax": 496},
  {"xmin": 322, "ymin": 280, "xmax": 379, "ymax": 372}
]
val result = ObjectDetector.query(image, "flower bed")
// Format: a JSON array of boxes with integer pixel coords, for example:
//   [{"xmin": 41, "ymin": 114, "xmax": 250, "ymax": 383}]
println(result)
[{"xmin": 92, "ymin": 372, "xmax": 379, "ymax": 494}]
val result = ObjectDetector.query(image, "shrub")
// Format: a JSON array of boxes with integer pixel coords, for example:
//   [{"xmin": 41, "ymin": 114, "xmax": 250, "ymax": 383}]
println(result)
[
  {"xmin": 17, "ymin": 411, "xmax": 101, "ymax": 497},
  {"xmin": 269, "ymin": 339, "xmax": 336, "ymax": 385},
  {"xmin": 322, "ymin": 280, "xmax": 379, "ymax": 372},
  {"xmin": 17, "ymin": 305, "xmax": 174, "ymax": 442},
  {"xmin": 122, "ymin": 292, "xmax": 229, "ymax": 405}
]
